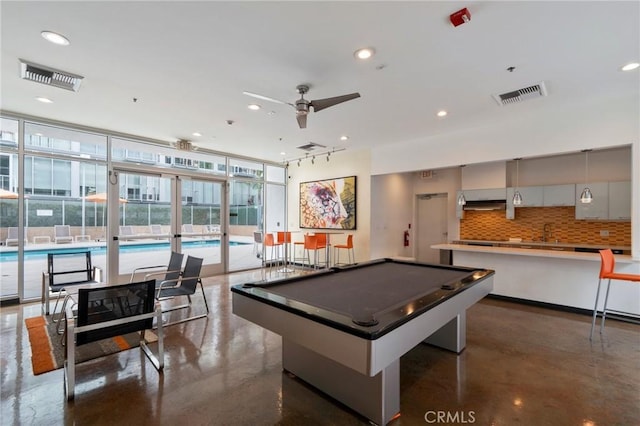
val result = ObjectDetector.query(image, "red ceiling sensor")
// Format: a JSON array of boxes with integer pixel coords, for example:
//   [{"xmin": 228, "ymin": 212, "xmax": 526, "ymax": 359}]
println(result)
[{"xmin": 450, "ymin": 8, "xmax": 471, "ymax": 27}]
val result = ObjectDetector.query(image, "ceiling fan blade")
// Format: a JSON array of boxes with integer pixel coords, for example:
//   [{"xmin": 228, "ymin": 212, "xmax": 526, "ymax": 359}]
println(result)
[
  {"xmin": 242, "ymin": 91, "xmax": 293, "ymax": 106},
  {"xmin": 310, "ymin": 92, "xmax": 360, "ymax": 112},
  {"xmin": 296, "ymin": 114, "xmax": 307, "ymax": 129}
]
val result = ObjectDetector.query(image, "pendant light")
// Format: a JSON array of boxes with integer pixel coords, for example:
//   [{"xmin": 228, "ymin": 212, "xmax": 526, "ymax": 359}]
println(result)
[
  {"xmin": 457, "ymin": 165, "xmax": 466, "ymax": 205},
  {"xmin": 513, "ymin": 158, "xmax": 523, "ymax": 206},
  {"xmin": 580, "ymin": 149, "xmax": 593, "ymax": 204}
]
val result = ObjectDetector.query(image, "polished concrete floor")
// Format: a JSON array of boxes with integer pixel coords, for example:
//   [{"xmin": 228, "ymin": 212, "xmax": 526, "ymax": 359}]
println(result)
[{"xmin": 1, "ymin": 268, "xmax": 639, "ymax": 425}]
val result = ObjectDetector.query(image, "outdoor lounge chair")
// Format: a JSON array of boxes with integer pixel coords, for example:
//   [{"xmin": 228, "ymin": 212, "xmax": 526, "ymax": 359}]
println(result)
[
  {"xmin": 149, "ymin": 224, "xmax": 168, "ymax": 239},
  {"xmin": 6, "ymin": 227, "xmax": 26, "ymax": 246},
  {"xmin": 54, "ymin": 225, "xmax": 73, "ymax": 244},
  {"xmin": 181, "ymin": 224, "xmax": 198, "ymax": 237},
  {"xmin": 156, "ymin": 255, "xmax": 208, "ymax": 326}
]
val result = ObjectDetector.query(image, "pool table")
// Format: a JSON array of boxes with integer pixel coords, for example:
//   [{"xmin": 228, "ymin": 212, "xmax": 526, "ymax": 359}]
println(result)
[{"xmin": 231, "ymin": 258, "xmax": 494, "ymax": 425}]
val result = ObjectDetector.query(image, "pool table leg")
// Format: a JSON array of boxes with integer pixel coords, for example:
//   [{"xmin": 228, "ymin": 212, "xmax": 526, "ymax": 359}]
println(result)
[
  {"xmin": 423, "ymin": 312, "xmax": 466, "ymax": 354},
  {"xmin": 283, "ymin": 339, "xmax": 400, "ymax": 426}
]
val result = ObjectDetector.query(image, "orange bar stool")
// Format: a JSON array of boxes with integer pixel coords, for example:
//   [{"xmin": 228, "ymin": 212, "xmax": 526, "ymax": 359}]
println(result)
[
  {"xmin": 590, "ymin": 249, "xmax": 640, "ymax": 340},
  {"xmin": 292, "ymin": 234, "xmax": 306, "ymax": 266},
  {"xmin": 277, "ymin": 231, "xmax": 292, "ymax": 266},
  {"xmin": 334, "ymin": 234, "xmax": 355, "ymax": 266},
  {"xmin": 263, "ymin": 233, "xmax": 283, "ymax": 271},
  {"xmin": 314, "ymin": 232, "xmax": 330, "ymax": 267},
  {"xmin": 303, "ymin": 234, "xmax": 327, "ymax": 269}
]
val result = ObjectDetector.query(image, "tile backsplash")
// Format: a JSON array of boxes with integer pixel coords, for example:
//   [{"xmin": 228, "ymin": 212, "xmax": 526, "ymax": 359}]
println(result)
[{"xmin": 460, "ymin": 207, "xmax": 631, "ymax": 246}]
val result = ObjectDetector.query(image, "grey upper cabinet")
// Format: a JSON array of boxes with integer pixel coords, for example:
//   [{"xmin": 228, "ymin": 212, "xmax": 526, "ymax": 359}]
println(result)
[
  {"xmin": 608, "ymin": 181, "xmax": 631, "ymax": 220},
  {"xmin": 517, "ymin": 186, "xmax": 544, "ymax": 206},
  {"xmin": 543, "ymin": 184, "xmax": 575, "ymax": 206},
  {"xmin": 575, "ymin": 182, "xmax": 609, "ymax": 220},
  {"xmin": 462, "ymin": 188, "xmax": 506, "ymax": 201}
]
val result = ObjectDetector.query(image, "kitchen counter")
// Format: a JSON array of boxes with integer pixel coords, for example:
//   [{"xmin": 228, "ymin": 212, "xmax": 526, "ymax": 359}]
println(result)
[
  {"xmin": 452, "ymin": 239, "xmax": 631, "ymax": 254},
  {"xmin": 432, "ymin": 243, "xmax": 639, "ymax": 316},
  {"xmin": 433, "ymin": 243, "xmax": 635, "ymax": 263}
]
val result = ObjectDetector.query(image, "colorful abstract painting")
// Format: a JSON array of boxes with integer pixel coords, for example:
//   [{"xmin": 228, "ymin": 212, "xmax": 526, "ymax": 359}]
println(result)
[{"xmin": 300, "ymin": 176, "xmax": 356, "ymax": 229}]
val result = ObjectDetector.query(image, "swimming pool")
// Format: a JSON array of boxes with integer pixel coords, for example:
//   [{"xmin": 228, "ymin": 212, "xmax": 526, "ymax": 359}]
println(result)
[{"xmin": 0, "ymin": 240, "xmax": 249, "ymax": 262}]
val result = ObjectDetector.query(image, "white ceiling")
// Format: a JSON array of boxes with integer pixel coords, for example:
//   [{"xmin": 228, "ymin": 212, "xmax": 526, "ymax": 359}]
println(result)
[{"xmin": 1, "ymin": 1, "xmax": 638, "ymax": 163}]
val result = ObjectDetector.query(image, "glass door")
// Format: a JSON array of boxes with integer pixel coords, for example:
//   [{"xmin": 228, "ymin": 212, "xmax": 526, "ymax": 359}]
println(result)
[
  {"xmin": 116, "ymin": 171, "xmax": 225, "ymax": 282},
  {"xmin": 180, "ymin": 177, "xmax": 225, "ymax": 276}
]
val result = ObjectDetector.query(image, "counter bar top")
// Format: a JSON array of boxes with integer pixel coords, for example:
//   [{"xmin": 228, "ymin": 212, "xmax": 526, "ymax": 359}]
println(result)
[{"xmin": 432, "ymin": 243, "xmax": 637, "ymax": 264}]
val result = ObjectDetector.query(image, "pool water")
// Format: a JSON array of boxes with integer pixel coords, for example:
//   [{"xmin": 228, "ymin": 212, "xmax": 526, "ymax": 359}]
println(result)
[{"xmin": 0, "ymin": 240, "xmax": 248, "ymax": 262}]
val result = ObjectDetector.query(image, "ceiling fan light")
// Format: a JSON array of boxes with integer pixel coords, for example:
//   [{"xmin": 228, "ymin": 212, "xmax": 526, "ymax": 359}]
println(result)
[
  {"xmin": 580, "ymin": 187, "xmax": 593, "ymax": 204},
  {"xmin": 513, "ymin": 190, "xmax": 523, "ymax": 206}
]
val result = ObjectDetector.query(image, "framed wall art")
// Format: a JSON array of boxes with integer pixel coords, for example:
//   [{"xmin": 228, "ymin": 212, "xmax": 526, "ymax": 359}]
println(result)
[{"xmin": 299, "ymin": 176, "xmax": 356, "ymax": 230}]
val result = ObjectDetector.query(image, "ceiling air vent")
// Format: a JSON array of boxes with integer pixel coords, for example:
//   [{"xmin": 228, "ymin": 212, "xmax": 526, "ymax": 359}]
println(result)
[
  {"xmin": 492, "ymin": 81, "xmax": 547, "ymax": 106},
  {"xmin": 296, "ymin": 142, "xmax": 326, "ymax": 152},
  {"xmin": 19, "ymin": 59, "xmax": 84, "ymax": 92}
]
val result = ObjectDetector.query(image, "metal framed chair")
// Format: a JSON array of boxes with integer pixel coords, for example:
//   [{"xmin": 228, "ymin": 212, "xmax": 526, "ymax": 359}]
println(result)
[
  {"xmin": 334, "ymin": 234, "xmax": 355, "ymax": 266},
  {"xmin": 156, "ymin": 255, "xmax": 209, "ymax": 326},
  {"xmin": 64, "ymin": 279, "xmax": 163, "ymax": 400},
  {"xmin": 590, "ymin": 249, "xmax": 640, "ymax": 339},
  {"xmin": 263, "ymin": 233, "xmax": 283, "ymax": 271},
  {"xmin": 129, "ymin": 251, "xmax": 184, "ymax": 287},
  {"xmin": 303, "ymin": 234, "xmax": 328, "ymax": 270},
  {"xmin": 253, "ymin": 231, "xmax": 263, "ymax": 258}
]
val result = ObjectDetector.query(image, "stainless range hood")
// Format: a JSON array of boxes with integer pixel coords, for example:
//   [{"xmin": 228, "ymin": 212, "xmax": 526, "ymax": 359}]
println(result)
[{"xmin": 462, "ymin": 200, "xmax": 507, "ymax": 211}]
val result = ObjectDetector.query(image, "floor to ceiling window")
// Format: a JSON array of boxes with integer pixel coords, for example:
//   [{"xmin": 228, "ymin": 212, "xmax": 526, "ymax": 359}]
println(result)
[{"xmin": 0, "ymin": 114, "xmax": 286, "ymax": 302}]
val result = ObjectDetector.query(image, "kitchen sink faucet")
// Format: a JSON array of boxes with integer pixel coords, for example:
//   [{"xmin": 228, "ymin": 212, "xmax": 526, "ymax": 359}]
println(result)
[{"xmin": 543, "ymin": 223, "xmax": 552, "ymax": 242}]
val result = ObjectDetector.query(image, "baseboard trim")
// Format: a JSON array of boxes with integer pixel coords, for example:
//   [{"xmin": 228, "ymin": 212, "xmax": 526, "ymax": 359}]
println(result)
[{"xmin": 486, "ymin": 294, "xmax": 640, "ymax": 324}]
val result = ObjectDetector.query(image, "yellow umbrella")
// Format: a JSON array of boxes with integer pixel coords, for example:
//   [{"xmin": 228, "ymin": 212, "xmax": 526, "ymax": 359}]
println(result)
[{"xmin": 0, "ymin": 189, "xmax": 19, "ymax": 199}]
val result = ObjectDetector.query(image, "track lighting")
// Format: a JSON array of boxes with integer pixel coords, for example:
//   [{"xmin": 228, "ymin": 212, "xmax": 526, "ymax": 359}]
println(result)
[{"xmin": 284, "ymin": 148, "xmax": 345, "ymax": 167}]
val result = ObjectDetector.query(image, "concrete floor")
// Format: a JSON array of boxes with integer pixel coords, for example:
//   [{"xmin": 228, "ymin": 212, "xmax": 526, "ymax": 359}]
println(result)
[{"xmin": 1, "ymin": 268, "xmax": 639, "ymax": 425}]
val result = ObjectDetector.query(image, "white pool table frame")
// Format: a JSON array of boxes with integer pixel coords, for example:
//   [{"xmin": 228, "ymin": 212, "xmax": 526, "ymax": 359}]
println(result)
[{"xmin": 232, "ymin": 275, "xmax": 493, "ymax": 425}]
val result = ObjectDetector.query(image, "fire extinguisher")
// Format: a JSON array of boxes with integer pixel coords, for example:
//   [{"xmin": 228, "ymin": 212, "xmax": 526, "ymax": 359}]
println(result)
[{"xmin": 404, "ymin": 230, "xmax": 410, "ymax": 247}]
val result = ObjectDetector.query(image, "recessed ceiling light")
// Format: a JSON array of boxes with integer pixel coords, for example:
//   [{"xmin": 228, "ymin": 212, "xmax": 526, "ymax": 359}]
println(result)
[
  {"xmin": 621, "ymin": 62, "xmax": 639, "ymax": 71},
  {"xmin": 41, "ymin": 31, "xmax": 70, "ymax": 46},
  {"xmin": 437, "ymin": 110, "xmax": 448, "ymax": 117},
  {"xmin": 36, "ymin": 97, "xmax": 53, "ymax": 103},
  {"xmin": 354, "ymin": 47, "xmax": 375, "ymax": 60},
  {"xmin": 248, "ymin": 104, "xmax": 261, "ymax": 110},
  {"xmin": 340, "ymin": 135, "xmax": 349, "ymax": 141},
  {"xmin": 192, "ymin": 132, "xmax": 202, "ymax": 137},
  {"xmin": 280, "ymin": 151, "xmax": 286, "ymax": 156}
]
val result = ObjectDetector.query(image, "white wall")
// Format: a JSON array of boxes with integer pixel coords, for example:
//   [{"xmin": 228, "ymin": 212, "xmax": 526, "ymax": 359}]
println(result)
[
  {"xmin": 370, "ymin": 173, "xmax": 413, "ymax": 259},
  {"xmin": 287, "ymin": 149, "xmax": 371, "ymax": 263},
  {"xmin": 370, "ymin": 94, "xmax": 638, "ymax": 175}
]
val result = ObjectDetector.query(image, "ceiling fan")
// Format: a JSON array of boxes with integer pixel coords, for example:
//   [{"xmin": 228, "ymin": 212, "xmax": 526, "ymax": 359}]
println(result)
[{"xmin": 243, "ymin": 84, "xmax": 360, "ymax": 129}]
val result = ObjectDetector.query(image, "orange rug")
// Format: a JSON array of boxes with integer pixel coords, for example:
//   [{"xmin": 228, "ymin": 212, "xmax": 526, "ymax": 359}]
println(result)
[{"xmin": 25, "ymin": 316, "xmax": 155, "ymax": 375}]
